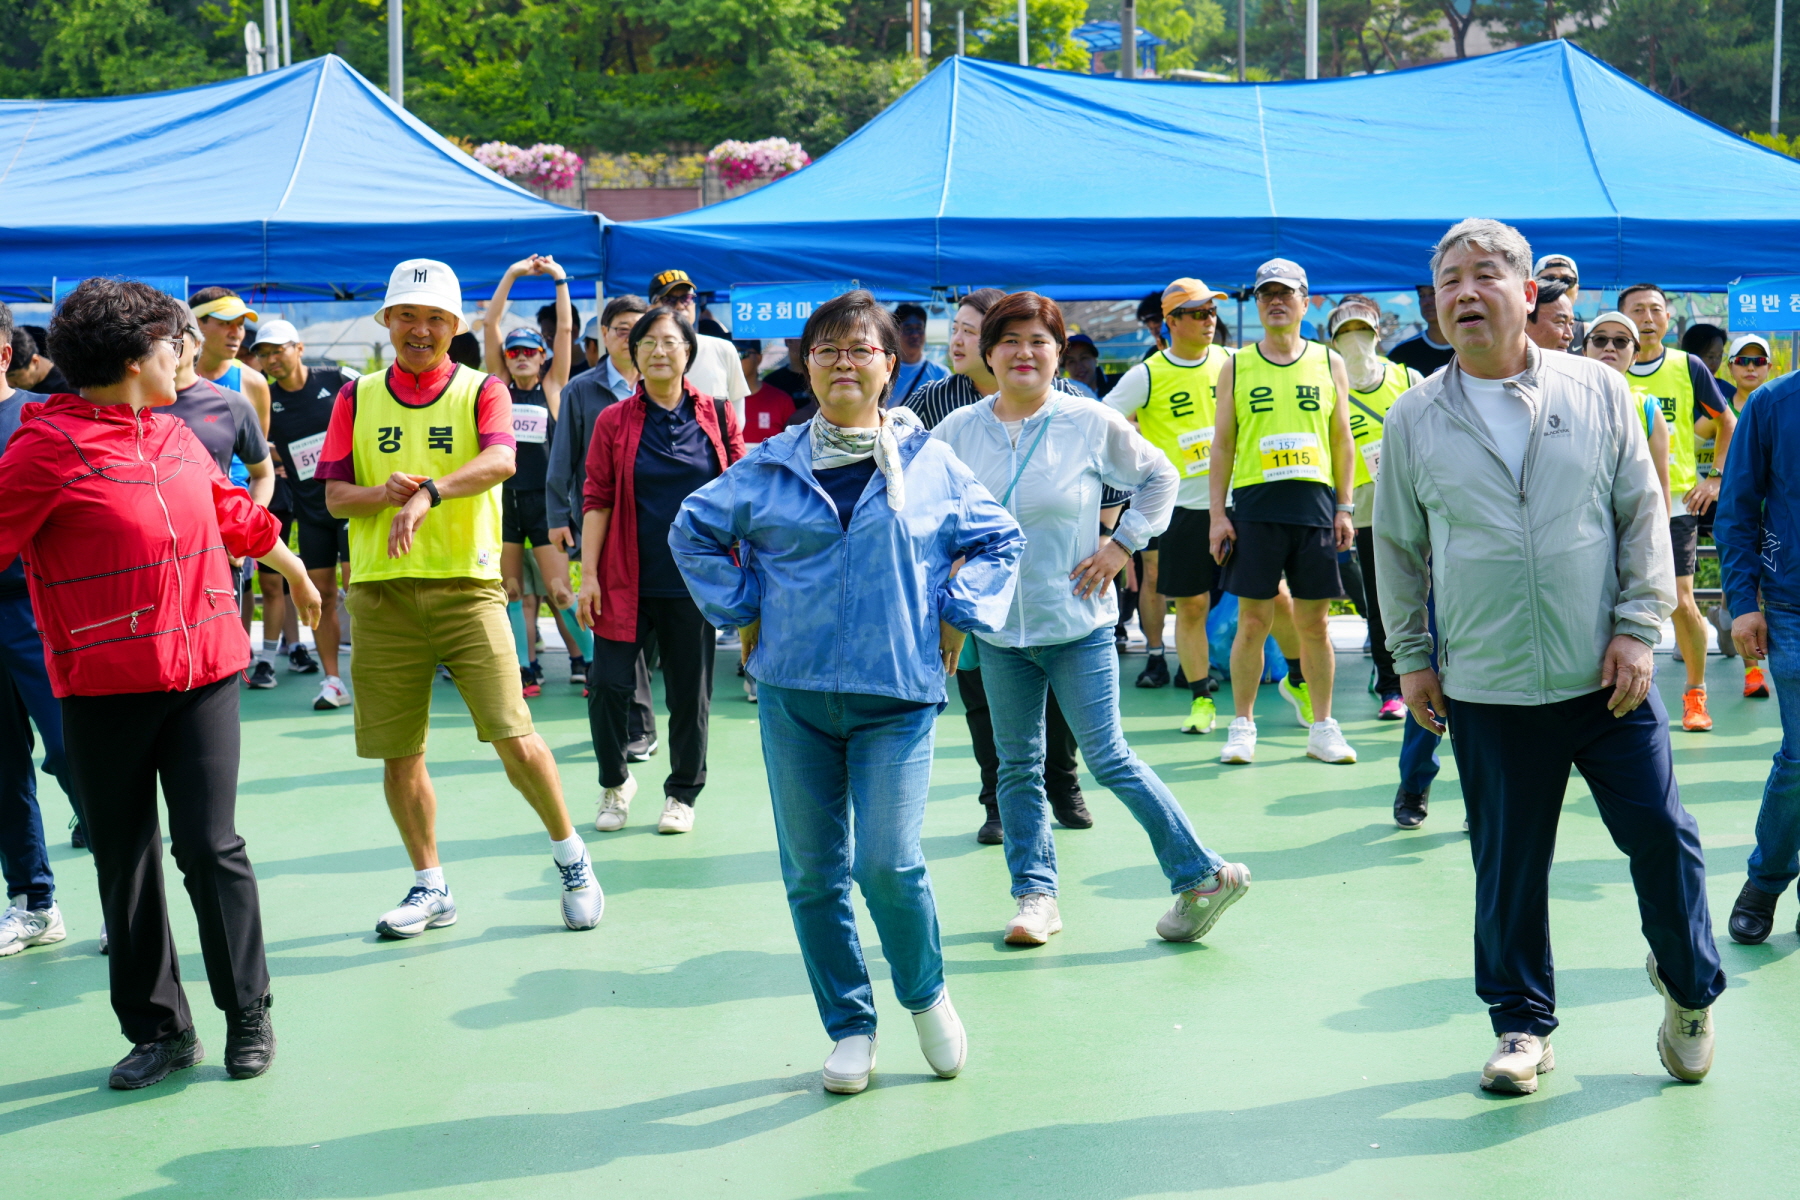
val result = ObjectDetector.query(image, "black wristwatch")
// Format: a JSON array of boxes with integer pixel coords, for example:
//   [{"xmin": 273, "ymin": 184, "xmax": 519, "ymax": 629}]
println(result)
[
  {"xmin": 1099, "ymin": 521, "xmax": 1118, "ymax": 538},
  {"xmin": 420, "ymin": 478, "xmax": 442, "ymax": 507}
]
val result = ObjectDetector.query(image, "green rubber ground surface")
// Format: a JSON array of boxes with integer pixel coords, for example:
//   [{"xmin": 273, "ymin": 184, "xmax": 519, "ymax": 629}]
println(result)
[{"xmin": 4, "ymin": 652, "xmax": 1798, "ymax": 1198}]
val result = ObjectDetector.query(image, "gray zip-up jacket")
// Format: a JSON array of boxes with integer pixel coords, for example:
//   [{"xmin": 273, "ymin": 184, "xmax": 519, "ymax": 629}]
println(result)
[{"xmin": 1373, "ymin": 345, "xmax": 1673, "ymax": 706}]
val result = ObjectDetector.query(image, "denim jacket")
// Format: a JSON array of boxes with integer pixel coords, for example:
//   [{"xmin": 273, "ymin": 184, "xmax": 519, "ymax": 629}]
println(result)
[{"xmin": 671, "ymin": 421, "xmax": 1025, "ymax": 704}]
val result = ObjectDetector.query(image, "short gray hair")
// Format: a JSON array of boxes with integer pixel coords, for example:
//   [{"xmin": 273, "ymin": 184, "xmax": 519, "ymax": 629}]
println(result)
[{"xmin": 1430, "ymin": 218, "xmax": 1534, "ymax": 282}]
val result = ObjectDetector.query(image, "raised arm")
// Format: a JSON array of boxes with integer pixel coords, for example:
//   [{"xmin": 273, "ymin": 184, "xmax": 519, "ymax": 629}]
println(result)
[
  {"xmin": 540, "ymin": 255, "xmax": 573, "ymax": 414},
  {"xmin": 484, "ymin": 259, "xmax": 531, "ymax": 383}
]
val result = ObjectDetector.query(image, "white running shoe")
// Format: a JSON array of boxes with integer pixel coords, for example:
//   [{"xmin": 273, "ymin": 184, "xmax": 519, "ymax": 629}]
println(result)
[
  {"xmin": 0, "ymin": 901, "xmax": 65, "ymax": 957},
  {"xmin": 1481, "ymin": 1032, "xmax": 1554, "ymax": 1094},
  {"xmin": 1306, "ymin": 718, "xmax": 1357, "ymax": 764},
  {"xmin": 658, "ymin": 796, "xmax": 695, "ymax": 834},
  {"xmin": 375, "ymin": 885, "xmax": 457, "ymax": 938},
  {"xmin": 1220, "ymin": 717, "xmax": 1257, "ymax": 764},
  {"xmin": 1156, "ymin": 863, "xmax": 1251, "ymax": 943},
  {"xmin": 313, "ymin": 675, "xmax": 350, "ymax": 711},
  {"xmin": 911, "ymin": 992, "xmax": 967, "ymax": 1078},
  {"xmin": 98, "ymin": 920, "xmax": 108, "ymax": 956},
  {"xmin": 822, "ymin": 1034, "xmax": 876, "ymax": 1094},
  {"xmin": 1004, "ymin": 893, "xmax": 1062, "ymax": 945},
  {"xmin": 594, "ymin": 774, "xmax": 638, "ymax": 832},
  {"xmin": 1647, "ymin": 950, "xmax": 1715, "ymax": 1082},
  {"xmin": 558, "ymin": 852, "xmax": 605, "ymax": 931}
]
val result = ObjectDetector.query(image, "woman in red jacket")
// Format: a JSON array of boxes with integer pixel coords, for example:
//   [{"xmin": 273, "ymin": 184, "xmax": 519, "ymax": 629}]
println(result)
[
  {"xmin": 0, "ymin": 279, "xmax": 321, "ymax": 1091},
  {"xmin": 576, "ymin": 307, "xmax": 744, "ymax": 837}
]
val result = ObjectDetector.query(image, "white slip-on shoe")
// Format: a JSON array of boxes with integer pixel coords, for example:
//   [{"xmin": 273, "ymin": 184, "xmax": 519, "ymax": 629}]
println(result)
[
  {"xmin": 1305, "ymin": 718, "xmax": 1357, "ymax": 764},
  {"xmin": 1156, "ymin": 863, "xmax": 1251, "ymax": 943},
  {"xmin": 0, "ymin": 901, "xmax": 66, "ymax": 957},
  {"xmin": 1480, "ymin": 1032, "xmax": 1555, "ymax": 1094},
  {"xmin": 375, "ymin": 885, "xmax": 457, "ymax": 939},
  {"xmin": 1220, "ymin": 717, "xmax": 1257, "ymax": 764},
  {"xmin": 558, "ymin": 852, "xmax": 605, "ymax": 931},
  {"xmin": 822, "ymin": 1034, "xmax": 877, "ymax": 1094},
  {"xmin": 1004, "ymin": 893, "xmax": 1062, "ymax": 946},
  {"xmin": 658, "ymin": 796, "xmax": 696, "ymax": 834},
  {"xmin": 594, "ymin": 774, "xmax": 637, "ymax": 832},
  {"xmin": 1647, "ymin": 950, "xmax": 1715, "ymax": 1082},
  {"xmin": 911, "ymin": 992, "xmax": 967, "ymax": 1079}
]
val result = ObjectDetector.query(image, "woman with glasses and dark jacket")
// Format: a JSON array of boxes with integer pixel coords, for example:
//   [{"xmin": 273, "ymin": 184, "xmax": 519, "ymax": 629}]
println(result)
[
  {"xmin": 0, "ymin": 278, "xmax": 322, "ymax": 1090},
  {"xmin": 672, "ymin": 290, "xmax": 1024, "ymax": 1096}
]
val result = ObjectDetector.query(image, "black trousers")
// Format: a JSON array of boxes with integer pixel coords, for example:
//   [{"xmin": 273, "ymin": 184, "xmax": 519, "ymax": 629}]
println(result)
[
  {"xmin": 627, "ymin": 636, "xmax": 657, "ymax": 745},
  {"xmin": 1354, "ymin": 526, "xmax": 1400, "ymax": 697},
  {"xmin": 590, "ymin": 595, "xmax": 713, "ymax": 804},
  {"xmin": 62, "ymin": 674, "xmax": 269, "ymax": 1044},
  {"xmin": 957, "ymin": 666, "xmax": 1081, "ymax": 809}
]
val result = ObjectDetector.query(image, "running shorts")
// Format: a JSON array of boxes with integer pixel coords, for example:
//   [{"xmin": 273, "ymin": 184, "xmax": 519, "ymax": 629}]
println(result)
[
  {"xmin": 297, "ymin": 518, "xmax": 350, "ymax": 573},
  {"xmin": 1220, "ymin": 519, "xmax": 1342, "ymax": 602},
  {"xmin": 1147, "ymin": 506, "xmax": 1216, "ymax": 598},
  {"xmin": 503, "ymin": 486, "xmax": 551, "ymax": 548},
  {"xmin": 1670, "ymin": 513, "xmax": 1700, "ymax": 579}
]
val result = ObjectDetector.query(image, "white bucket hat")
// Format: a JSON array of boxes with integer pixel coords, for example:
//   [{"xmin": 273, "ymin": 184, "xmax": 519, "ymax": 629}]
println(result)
[{"xmin": 376, "ymin": 259, "xmax": 469, "ymax": 334}]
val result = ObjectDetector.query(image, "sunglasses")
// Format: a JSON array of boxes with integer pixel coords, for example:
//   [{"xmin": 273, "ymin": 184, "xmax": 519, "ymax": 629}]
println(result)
[
  {"xmin": 1587, "ymin": 335, "xmax": 1634, "ymax": 351},
  {"xmin": 504, "ymin": 346, "xmax": 543, "ymax": 359},
  {"xmin": 1733, "ymin": 355, "xmax": 1770, "ymax": 368},
  {"xmin": 1171, "ymin": 307, "xmax": 1218, "ymax": 321}
]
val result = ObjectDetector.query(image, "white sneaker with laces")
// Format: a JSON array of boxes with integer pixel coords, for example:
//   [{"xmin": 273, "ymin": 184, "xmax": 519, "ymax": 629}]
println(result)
[
  {"xmin": 0, "ymin": 901, "xmax": 66, "ymax": 957},
  {"xmin": 375, "ymin": 885, "xmax": 457, "ymax": 938},
  {"xmin": 98, "ymin": 919, "xmax": 108, "ymax": 956},
  {"xmin": 822, "ymin": 1034, "xmax": 876, "ymax": 1094},
  {"xmin": 1156, "ymin": 863, "xmax": 1251, "ymax": 942},
  {"xmin": 313, "ymin": 675, "xmax": 350, "ymax": 710},
  {"xmin": 1647, "ymin": 950, "xmax": 1715, "ymax": 1082},
  {"xmin": 1481, "ymin": 1032, "xmax": 1554, "ymax": 1093},
  {"xmin": 558, "ymin": 852, "xmax": 605, "ymax": 931},
  {"xmin": 1220, "ymin": 717, "xmax": 1257, "ymax": 764},
  {"xmin": 911, "ymin": 992, "xmax": 967, "ymax": 1078},
  {"xmin": 1004, "ymin": 893, "xmax": 1062, "ymax": 945},
  {"xmin": 1306, "ymin": 717, "xmax": 1356, "ymax": 763},
  {"xmin": 594, "ymin": 773, "xmax": 637, "ymax": 832},
  {"xmin": 657, "ymin": 796, "xmax": 695, "ymax": 834}
]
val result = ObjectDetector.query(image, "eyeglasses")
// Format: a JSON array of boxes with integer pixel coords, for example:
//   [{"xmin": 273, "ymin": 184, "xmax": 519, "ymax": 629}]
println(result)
[
  {"xmin": 160, "ymin": 334, "xmax": 186, "ymax": 353},
  {"xmin": 1733, "ymin": 355, "xmax": 1770, "ymax": 368},
  {"xmin": 640, "ymin": 337, "xmax": 688, "ymax": 354},
  {"xmin": 1587, "ymin": 335, "xmax": 1635, "ymax": 351},
  {"xmin": 504, "ymin": 346, "xmax": 542, "ymax": 359},
  {"xmin": 808, "ymin": 344, "xmax": 885, "ymax": 368},
  {"xmin": 1171, "ymin": 307, "xmax": 1218, "ymax": 321}
]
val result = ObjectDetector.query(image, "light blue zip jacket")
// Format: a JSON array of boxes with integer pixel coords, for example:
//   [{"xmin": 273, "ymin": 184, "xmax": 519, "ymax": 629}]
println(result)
[{"xmin": 671, "ymin": 421, "xmax": 1025, "ymax": 704}]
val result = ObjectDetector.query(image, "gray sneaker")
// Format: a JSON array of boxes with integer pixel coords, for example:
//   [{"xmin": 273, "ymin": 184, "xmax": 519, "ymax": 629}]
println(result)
[
  {"xmin": 1004, "ymin": 893, "xmax": 1062, "ymax": 945},
  {"xmin": 1156, "ymin": 864, "xmax": 1251, "ymax": 942},
  {"xmin": 1481, "ymin": 1032, "xmax": 1554, "ymax": 1094},
  {"xmin": 0, "ymin": 901, "xmax": 66, "ymax": 957},
  {"xmin": 1647, "ymin": 950, "xmax": 1715, "ymax": 1082}
]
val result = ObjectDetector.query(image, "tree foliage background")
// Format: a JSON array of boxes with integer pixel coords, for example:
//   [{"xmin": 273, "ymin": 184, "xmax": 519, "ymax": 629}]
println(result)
[{"xmin": 1, "ymin": 0, "xmax": 1796, "ymax": 155}]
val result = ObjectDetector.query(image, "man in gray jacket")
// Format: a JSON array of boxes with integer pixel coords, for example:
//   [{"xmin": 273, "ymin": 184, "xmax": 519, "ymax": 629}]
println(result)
[{"xmin": 1375, "ymin": 218, "xmax": 1722, "ymax": 1095}]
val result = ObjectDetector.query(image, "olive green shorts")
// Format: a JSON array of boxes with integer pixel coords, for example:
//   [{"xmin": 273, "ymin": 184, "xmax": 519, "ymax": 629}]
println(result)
[{"xmin": 346, "ymin": 577, "xmax": 533, "ymax": 759}]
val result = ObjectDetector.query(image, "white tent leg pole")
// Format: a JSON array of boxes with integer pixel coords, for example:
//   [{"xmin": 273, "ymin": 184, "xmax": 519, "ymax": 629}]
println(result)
[
  {"xmin": 1305, "ymin": 0, "xmax": 1318, "ymax": 79},
  {"xmin": 389, "ymin": 0, "xmax": 404, "ymax": 106},
  {"xmin": 1776, "ymin": 0, "xmax": 1785, "ymax": 136},
  {"xmin": 1018, "ymin": 0, "xmax": 1028, "ymax": 65},
  {"xmin": 263, "ymin": 0, "xmax": 278, "ymax": 71}
]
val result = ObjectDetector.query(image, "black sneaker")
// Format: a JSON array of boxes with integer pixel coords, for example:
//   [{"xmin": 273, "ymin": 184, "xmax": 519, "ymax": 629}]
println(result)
[
  {"xmin": 69, "ymin": 815, "xmax": 88, "ymax": 851},
  {"xmin": 1173, "ymin": 663, "xmax": 1188, "ymax": 689},
  {"xmin": 1051, "ymin": 793, "xmax": 1095, "ymax": 829},
  {"xmin": 976, "ymin": 802, "xmax": 1003, "ymax": 845},
  {"xmin": 246, "ymin": 660, "xmax": 277, "ymax": 689},
  {"xmin": 1113, "ymin": 625, "xmax": 1130, "ymax": 653},
  {"xmin": 1728, "ymin": 879, "xmax": 1779, "ymax": 945},
  {"xmin": 1394, "ymin": 788, "xmax": 1429, "ymax": 829},
  {"xmin": 109, "ymin": 1028, "xmax": 202, "ymax": 1090},
  {"xmin": 225, "ymin": 995, "xmax": 277, "ymax": 1080},
  {"xmin": 1135, "ymin": 655, "xmax": 1170, "ymax": 688},
  {"xmin": 569, "ymin": 656, "xmax": 588, "ymax": 685},
  {"xmin": 287, "ymin": 644, "xmax": 320, "ymax": 674},
  {"xmin": 625, "ymin": 735, "xmax": 658, "ymax": 763}
]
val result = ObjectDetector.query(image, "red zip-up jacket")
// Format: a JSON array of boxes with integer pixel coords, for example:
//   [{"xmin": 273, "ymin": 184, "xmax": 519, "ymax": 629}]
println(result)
[
  {"xmin": 582, "ymin": 384, "xmax": 744, "ymax": 642},
  {"xmin": 0, "ymin": 394, "xmax": 281, "ymax": 697}
]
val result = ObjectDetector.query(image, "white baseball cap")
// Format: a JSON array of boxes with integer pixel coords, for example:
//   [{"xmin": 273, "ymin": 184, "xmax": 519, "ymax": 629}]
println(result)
[
  {"xmin": 1728, "ymin": 333, "xmax": 1773, "ymax": 358},
  {"xmin": 1587, "ymin": 310, "xmax": 1638, "ymax": 342},
  {"xmin": 376, "ymin": 259, "xmax": 469, "ymax": 333},
  {"xmin": 250, "ymin": 318, "xmax": 301, "ymax": 349},
  {"xmin": 1533, "ymin": 254, "xmax": 1579, "ymax": 280}
]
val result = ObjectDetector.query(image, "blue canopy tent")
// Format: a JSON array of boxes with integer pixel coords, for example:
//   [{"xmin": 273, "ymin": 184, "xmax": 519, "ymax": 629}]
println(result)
[
  {"xmin": 0, "ymin": 55, "xmax": 604, "ymax": 304},
  {"xmin": 603, "ymin": 40, "xmax": 1800, "ymax": 299}
]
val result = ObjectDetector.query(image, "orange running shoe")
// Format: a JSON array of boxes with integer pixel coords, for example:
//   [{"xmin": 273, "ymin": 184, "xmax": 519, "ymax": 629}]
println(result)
[
  {"xmin": 1682, "ymin": 687, "xmax": 1713, "ymax": 731},
  {"xmin": 1745, "ymin": 667, "xmax": 1771, "ymax": 699}
]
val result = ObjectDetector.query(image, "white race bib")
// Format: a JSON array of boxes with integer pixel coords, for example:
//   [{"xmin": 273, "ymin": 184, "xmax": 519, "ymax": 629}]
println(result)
[
  {"xmin": 287, "ymin": 430, "xmax": 327, "ymax": 482},
  {"xmin": 1360, "ymin": 438, "xmax": 1382, "ymax": 482},
  {"xmin": 1176, "ymin": 425, "xmax": 1213, "ymax": 478},
  {"xmin": 512, "ymin": 404, "xmax": 550, "ymax": 445},
  {"xmin": 1258, "ymin": 432, "xmax": 1325, "ymax": 483}
]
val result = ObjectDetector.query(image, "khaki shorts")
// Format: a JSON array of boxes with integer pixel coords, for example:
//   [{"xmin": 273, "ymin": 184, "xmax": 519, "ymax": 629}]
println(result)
[{"xmin": 347, "ymin": 577, "xmax": 534, "ymax": 759}]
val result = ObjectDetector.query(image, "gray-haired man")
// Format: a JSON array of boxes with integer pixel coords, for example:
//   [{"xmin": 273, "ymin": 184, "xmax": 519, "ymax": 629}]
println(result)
[{"xmin": 1374, "ymin": 218, "xmax": 1723, "ymax": 1094}]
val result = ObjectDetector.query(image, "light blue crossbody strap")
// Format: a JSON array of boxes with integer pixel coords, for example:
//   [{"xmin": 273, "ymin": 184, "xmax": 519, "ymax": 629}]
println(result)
[{"xmin": 999, "ymin": 395, "xmax": 1062, "ymax": 509}]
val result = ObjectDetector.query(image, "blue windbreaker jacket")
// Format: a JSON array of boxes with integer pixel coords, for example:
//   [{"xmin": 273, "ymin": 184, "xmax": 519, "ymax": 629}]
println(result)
[
  {"xmin": 1716, "ymin": 371, "xmax": 1800, "ymax": 618},
  {"xmin": 671, "ymin": 421, "xmax": 1025, "ymax": 704}
]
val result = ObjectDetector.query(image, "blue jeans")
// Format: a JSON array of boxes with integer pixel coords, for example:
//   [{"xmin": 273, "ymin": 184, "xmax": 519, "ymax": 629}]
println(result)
[
  {"xmin": 0, "ymin": 593, "xmax": 76, "ymax": 909},
  {"xmin": 1399, "ymin": 594, "xmax": 1443, "ymax": 796},
  {"xmin": 978, "ymin": 627, "xmax": 1225, "ymax": 898},
  {"xmin": 758, "ymin": 683, "xmax": 945, "ymax": 1041},
  {"xmin": 1749, "ymin": 600, "xmax": 1800, "ymax": 895}
]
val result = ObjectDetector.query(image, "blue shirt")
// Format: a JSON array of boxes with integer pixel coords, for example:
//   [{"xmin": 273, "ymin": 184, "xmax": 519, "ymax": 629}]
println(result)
[
  {"xmin": 1716, "ymin": 371, "xmax": 1800, "ymax": 618},
  {"xmin": 0, "ymin": 388, "xmax": 46, "ymax": 597},
  {"xmin": 635, "ymin": 396, "xmax": 719, "ymax": 597}
]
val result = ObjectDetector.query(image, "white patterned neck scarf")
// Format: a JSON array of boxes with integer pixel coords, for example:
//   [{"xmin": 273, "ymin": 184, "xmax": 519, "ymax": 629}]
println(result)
[{"xmin": 809, "ymin": 405, "xmax": 923, "ymax": 511}]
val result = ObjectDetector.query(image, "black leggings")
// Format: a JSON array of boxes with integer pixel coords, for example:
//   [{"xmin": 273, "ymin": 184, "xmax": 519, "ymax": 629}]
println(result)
[
  {"xmin": 62, "ymin": 674, "xmax": 269, "ymax": 1044},
  {"xmin": 958, "ymin": 666, "xmax": 1082, "ymax": 808}
]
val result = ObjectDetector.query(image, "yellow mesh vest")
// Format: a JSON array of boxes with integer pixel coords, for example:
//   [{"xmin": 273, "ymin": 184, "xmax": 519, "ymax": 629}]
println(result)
[
  {"xmin": 1137, "ymin": 346, "xmax": 1229, "ymax": 480},
  {"xmin": 1230, "ymin": 341, "xmax": 1336, "ymax": 490},
  {"xmin": 1631, "ymin": 349, "xmax": 1699, "ymax": 497},
  {"xmin": 347, "ymin": 366, "xmax": 505, "ymax": 582},
  {"xmin": 1347, "ymin": 360, "xmax": 1409, "ymax": 489}
]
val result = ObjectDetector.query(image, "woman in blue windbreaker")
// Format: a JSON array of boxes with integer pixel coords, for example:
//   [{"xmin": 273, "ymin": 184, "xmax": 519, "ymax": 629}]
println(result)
[{"xmin": 672, "ymin": 291, "xmax": 1023, "ymax": 1097}]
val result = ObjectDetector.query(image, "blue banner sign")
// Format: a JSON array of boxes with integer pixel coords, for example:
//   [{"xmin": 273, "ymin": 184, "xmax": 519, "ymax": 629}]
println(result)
[
  {"xmin": 1728, "ymin": 276, "xmax": 1800, "ymax": 332},
  {"xmin": 730, "ymin": 281, "xmax": 856, "ymax": 337}
]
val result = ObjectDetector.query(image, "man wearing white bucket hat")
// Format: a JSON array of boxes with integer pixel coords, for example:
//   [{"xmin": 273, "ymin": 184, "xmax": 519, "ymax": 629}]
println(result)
[{"xmin": 318, "ymin": 259, "xmax": 604, "ymax": 939}]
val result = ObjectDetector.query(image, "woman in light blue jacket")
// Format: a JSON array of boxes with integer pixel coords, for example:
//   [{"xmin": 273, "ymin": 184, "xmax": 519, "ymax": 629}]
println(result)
[
  {"xmin": 933, "ymin": 292, "xmax": 1251, "ymax": 949},
  {"xmin": 671, "ymin": 291, "xmax": 1024, "ymax": 1097}
]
